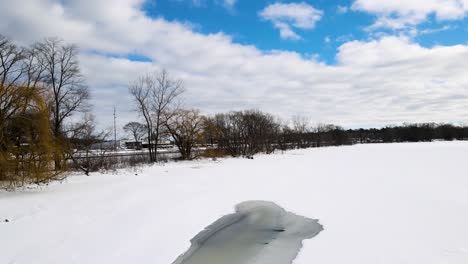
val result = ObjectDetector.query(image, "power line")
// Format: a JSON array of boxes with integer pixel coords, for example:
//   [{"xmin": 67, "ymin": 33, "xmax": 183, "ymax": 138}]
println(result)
[{"xmin": 113, "ymin": 106, "xmax": 117, "ymax": 150}]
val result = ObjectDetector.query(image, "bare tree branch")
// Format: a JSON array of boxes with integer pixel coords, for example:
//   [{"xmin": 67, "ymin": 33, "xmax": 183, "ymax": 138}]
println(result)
[{"xmin": 129, "ymin": 69, "xmax": 185, "ymax": 162}]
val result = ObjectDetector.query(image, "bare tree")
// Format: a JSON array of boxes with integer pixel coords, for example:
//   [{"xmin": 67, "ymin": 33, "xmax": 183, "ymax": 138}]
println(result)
[
  {"xmin": 129, "ymin": 69, "xmax": 184, "ymax": 162},
  {"xmin": 151, "ymin": 69, "xmax": 184, "ymax": 161},
  {"xmin": 0, "ymin": 35, "xmax": 24, "ymax": 88},
  {"xmin": 313, "ymin": 124, "xmax": 328, "ymax": 147},
  {"xmin": 36, "ymin": 38, "xmax": 89, "ymax": 139},
  {"xmin": 123, "ymin": 121, "xmax": 147, "ymax": 142},
  {"xmin": 129, "ymin": 76, "xmax": 155, "ymax": 161},
  {"xmin": 202, "ymin": 116, "xmax": 220, "ymax": 147},
  {"xmin": 0, "ymin": 36, "xmax": 47, "ymax": 124},
  {"xmin": 0, "ymin": 35, "xmax": 26, "ymax": 142},
  {"xmin": 68, "ymin": 114, "xmax": 110, "ymax": 176},
  {"xmin": 165, "ymin": 109, "xmax": 204, "ymax": 160},
  {"xmin": 35, "ymin": 38, "xmax": 89, "ymax": 169},
  {"xmin": 213, "ymin": 110, "xmax": 279, "ymax": 157},
  {"xmin": 291, "ymin": 115, "xmax": 311, "ymax": 148},
  {"xmin": 292, "ymin": 115, "xmax": 310, "ymax": 133},
  {"xmin": 0, "ymin": 36, "xmax": 44, "ymax": 151},
  {"xmin": 22, "ymin": 44, "xmax": 46, "ymax": 89}
]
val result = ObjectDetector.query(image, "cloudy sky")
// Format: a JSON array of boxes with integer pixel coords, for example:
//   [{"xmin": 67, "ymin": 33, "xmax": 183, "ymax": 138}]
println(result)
[{"xmin": 1, "ymin": 0, "xmax": 468, "ymax": 130}]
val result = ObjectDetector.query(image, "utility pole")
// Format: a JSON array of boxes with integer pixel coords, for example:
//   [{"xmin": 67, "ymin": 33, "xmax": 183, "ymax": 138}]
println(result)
[{"xmin": 113, "ymin": 106, "xmax": 117, "ymax": 151}]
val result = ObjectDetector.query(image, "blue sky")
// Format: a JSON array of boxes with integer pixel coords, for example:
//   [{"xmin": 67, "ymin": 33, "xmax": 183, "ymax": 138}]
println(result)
[
  {"xmin": 1, "ymin": 0, "xmax": 467, "ymax": 129},
  {"xmin": 141, "ymin": 0, "xmax": 467, "ymax": 64}
]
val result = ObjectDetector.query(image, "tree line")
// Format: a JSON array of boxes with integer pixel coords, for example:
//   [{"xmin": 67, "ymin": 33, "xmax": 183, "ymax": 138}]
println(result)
[
  {"xmin": 126, "ymin": 90, "xmax": 468, "ymax": 162},
  {"xmin": 347, "ymin": 123, "xmax": 468, "ymax": 143}
]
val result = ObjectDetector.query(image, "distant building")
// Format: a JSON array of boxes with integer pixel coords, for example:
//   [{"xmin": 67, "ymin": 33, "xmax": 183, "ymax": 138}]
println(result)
[
  {"xmin": 90, "ymin": 140, "xmax": 121, "ymax": 150},
  {"xmin": 125, "ymin": 141, "xmax": 143, "ymax": 150}
]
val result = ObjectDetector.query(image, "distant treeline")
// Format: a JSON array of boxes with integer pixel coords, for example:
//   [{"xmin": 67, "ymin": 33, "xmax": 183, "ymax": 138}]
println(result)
[
  {"xmin": 201, "ymin": 111, "xmax": 353, "ymax": 157},
  {"xmin": 347, "ymin": 124, "xmax": 468, "ymax": 143},
  {"xmin": 197, "ymin": 111, "xmax": 468, "ymax": 158}
]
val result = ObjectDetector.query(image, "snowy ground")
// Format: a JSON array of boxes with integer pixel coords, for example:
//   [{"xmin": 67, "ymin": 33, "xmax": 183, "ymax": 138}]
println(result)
[{"xmin": 1, "ymin": 141, "xmax": 468, "ymax": 264}]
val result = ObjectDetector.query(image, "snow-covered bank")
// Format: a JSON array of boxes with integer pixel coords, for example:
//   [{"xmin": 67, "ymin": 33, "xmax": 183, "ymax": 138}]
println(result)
[{"xmin": 1, "ymin": 141, "xmax": 468, "ymax": 264}]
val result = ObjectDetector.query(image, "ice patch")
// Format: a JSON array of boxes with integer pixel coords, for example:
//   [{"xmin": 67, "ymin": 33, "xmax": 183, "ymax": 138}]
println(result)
[{"xmin": 172, "ymin": 201, "xmax": 323, "ymax": 264}]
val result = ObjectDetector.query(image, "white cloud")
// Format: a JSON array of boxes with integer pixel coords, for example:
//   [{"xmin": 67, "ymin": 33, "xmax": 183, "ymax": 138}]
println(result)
[
  {"xmin": 419, "ymin": 25, "xmax": 454, "ymax": 35},
  {"xmin": 259, "ymin": 2, "xmax": 323, "ymax": 40},
  {"xmin": 223, "ymin": 0, "xmax": 236, "ymax": 7},
  {"xmin": 191, "ymin": 0, "xmax": 204, "ymax": 7},
  {"xmin": 352, "ymin": 0, "xmax": 468, "ymax": 29},
  {"xmin": 274, "ymin": 22, "xmax": 301, "ymax": 40},
  {"xmin": 336, "ymin": 34, "xmax": 354, "ymax": 43},
  {"xmin": 324, "ymin": 36, "xmax": 331, "ymax": 43},
  {"xmin": 1, "ymin": 0, "xmax": 468, "ymax": 129},
  {"xmin": 337, "ymin": 5, "xmax": 349, "ymax": 14},
  {"xmin": 178, "ymin": 0, "xmax": 236, "ymax": 9}
]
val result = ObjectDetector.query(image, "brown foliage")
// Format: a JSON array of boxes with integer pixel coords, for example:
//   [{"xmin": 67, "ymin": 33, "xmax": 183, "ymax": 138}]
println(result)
[
  {"xmin": 165, "ymin": 109, "xmax": 204, "ymax": 160},
  {"xmin": 0, "ymin": 89, "xmax": 63, "ymax": 189},
  {"xmin": 0, "ymin": 35, "xmax": 69, "ymax": 189}
]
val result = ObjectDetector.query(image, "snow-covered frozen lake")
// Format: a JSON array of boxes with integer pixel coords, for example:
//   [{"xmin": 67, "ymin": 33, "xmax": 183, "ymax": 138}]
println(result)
[{"xmin": 1, "ymin": 141, "xmax": 468, "ymax": 264}]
